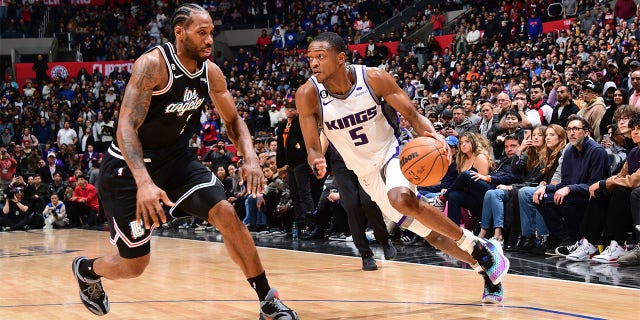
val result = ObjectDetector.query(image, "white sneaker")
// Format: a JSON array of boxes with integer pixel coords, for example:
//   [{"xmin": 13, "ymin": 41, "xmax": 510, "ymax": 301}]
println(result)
[
  {"xmin": 591, "ymin": 240, "xmax": 626, "ymax": 263},
  {"xmin": 566, "ymin": 239, "xmax": 598, "ymax": 261},
  {"xmin": 421, "ymin": 195, "xmax": 445, "ymax": 212},
  {"xmin": 554, "ymin": 240, "xmax": 582, "ymax": 256}
]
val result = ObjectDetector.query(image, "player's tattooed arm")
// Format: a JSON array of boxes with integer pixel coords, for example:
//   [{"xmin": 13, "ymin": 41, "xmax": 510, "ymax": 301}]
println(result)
[{"xmin": 118, "ymin": 50, "xmax": 164, "ymax": 185}]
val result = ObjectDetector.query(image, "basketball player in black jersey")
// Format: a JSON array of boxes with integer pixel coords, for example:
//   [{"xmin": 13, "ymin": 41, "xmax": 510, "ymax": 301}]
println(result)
[{"xmin": 71, "ymin": 4, "xmax": 298, "ymax": 319}]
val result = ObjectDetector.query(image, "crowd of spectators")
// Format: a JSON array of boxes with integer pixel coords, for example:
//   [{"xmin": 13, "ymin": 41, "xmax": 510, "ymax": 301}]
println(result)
[
  {"xmin": 0, "ymin": 0, "xmax": 46, "ymax": 38},
  {"xmin": 1, "ymin": 0, "xmax": 640, "ymax": 266}
]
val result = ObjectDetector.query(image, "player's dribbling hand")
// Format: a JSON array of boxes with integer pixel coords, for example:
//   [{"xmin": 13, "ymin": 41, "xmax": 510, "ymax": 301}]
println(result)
[
  {"xmin": 423, "ymin": 130, "xmax": 452, "ymax": 164},
  {"xmin": 311, "ymin": 158, "xmax": 327, "ymax": 179},
  {"xmin": 136, "ymin": 182, "xmax": 174, "ymax": 230}
]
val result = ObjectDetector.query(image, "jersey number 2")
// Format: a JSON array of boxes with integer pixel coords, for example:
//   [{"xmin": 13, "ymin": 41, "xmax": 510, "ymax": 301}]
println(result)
[{"xmin": 349, "ymin": 126, "xmax": 369, "ymax": 146}]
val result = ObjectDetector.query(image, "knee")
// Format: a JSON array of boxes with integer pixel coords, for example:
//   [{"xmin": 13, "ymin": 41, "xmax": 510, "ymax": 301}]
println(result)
[
  {"xmin": 484, "ymin": 189, "xmax": 499, "ymax": 201},
  {"xmin": 459, "ymin": 170, "xmax": 473, "ymax": 181},
  {"xmin": 388, "ymin": 189, "xmax": 419, "ymax": 215},
  {"xmin": 210, "ymin": 202, "xmax": 242, "ymax": 231}
]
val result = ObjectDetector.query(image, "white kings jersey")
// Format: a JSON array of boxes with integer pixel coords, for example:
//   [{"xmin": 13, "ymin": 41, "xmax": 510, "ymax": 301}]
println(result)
[{"xmin": 309, "ymin": 64, "xmax": 402, "ymax": 176}]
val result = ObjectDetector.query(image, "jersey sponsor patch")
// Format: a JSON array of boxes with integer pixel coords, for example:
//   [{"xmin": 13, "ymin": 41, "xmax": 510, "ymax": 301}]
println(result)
[{"xmin": 129, "ymin": 220, "xmax": 145, "ymax": 239}]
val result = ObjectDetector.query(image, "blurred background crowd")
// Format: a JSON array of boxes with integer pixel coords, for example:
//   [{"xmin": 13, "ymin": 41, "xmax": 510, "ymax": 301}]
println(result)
[{"xmin": 1, "ymin": 0, "xmax": 640, "ymax": 266}]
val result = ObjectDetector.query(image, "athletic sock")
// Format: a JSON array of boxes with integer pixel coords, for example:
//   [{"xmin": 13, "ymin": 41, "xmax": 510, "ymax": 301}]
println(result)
[
  {"xmin": 470, "ymin": 262, "xmax": 483, "ymax": 273},
  {"xmin": 456, "ymin": 228, "xmax": 478, "ymax": 254},
  {"xmin": 248, "ymin": 272, "xmax": 271, "ymax": 301},
  {"xmin": 80, "ymin": 258, "xmax": 101, "ymax": 279}
]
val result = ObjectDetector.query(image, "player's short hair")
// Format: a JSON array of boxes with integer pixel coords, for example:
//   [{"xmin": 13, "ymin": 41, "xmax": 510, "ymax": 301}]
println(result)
[
  {"xmin": 311, "ymin": 32, "xmax": 348, "ymax": 55},
  {"xmin": 170, "ymin": 3, "xmax": 207, "ymax": 41}
]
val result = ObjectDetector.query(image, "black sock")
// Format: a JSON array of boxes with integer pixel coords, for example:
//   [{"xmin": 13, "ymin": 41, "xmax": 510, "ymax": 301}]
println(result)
[
  {"xmin": 247, "ymin": 272, "xmax": 270, "ymax": 301},
  {"xmin": 80, "ymin": 258, "xmax": 101, "ymax": 279}
]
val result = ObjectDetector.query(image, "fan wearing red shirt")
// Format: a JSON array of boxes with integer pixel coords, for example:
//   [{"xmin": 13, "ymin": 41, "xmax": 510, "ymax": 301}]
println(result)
[{"xmin": 70, "ymin": 175, "xmax": 101, "ymax": 226}]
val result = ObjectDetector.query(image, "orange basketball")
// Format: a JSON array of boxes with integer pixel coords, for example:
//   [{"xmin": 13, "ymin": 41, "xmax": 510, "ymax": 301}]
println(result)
[{"xmin": 399, "ymin": 136, "xmax": 450, "ymax": 187}]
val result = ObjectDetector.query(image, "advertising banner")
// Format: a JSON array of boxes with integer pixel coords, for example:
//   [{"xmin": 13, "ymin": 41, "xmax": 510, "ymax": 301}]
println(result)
[{"xmin": 15, "ymin": 60, "xmax": 134, "ymax": 86}]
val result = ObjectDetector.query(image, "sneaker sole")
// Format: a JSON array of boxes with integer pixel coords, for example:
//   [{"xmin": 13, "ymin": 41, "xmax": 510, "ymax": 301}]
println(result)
[
  {"xmin": 485, "ymin": 239, "xmax": 510, "ymax": 285},
  {"xmin": 72, "ymin": 257, "xmax": 110, "ymax": 316},
  {"xmin": 591, "ymin": 257, "xmax": 619, "ymax": 264},
  {"xmin": 482, "ymin": 295, "xmax": 503, "ymax": 304},
  {"xmin": 566, "ymin": 255, "xmax": 594, "ymax": 262}
]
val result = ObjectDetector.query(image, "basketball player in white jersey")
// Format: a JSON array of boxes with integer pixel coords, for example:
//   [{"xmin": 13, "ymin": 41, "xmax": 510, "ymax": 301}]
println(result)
[{"xmin": 296, "ymin": 32, "xmax": 509, "ymax": 303}]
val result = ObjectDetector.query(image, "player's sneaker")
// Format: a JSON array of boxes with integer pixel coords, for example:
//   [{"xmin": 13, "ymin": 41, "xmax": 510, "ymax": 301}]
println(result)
[
  {"xmin": 480, "ymin": 271, "xmax": 503, "ymax": 304},
  {"xmin": 592, "ymin": 240, "xmax": 626, "ymax": 263},
  {"xmin": 471, "ymin": 238, "xmax": 510, "ymax": 285},
  {"xmin": 259, "ymin": 288, "xmax": 298, "ymax": 320},
  {"xmin": 72, "ymin": 256, "xmax": 110, "ymax": 316},
  {"xmin": 566, "ymin": 239, "xmax": 598, "ymax": 261}
]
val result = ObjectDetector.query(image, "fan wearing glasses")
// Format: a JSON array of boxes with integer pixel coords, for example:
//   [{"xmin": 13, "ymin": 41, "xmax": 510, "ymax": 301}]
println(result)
[{"xmin": 529, "ymin": 114, "xmax": 610, "ymax": 255}]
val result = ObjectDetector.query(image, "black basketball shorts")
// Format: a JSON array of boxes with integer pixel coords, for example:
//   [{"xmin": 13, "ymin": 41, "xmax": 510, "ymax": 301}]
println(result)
[{"xmin": 98, "ymin": 144, "xmax": 226, "ymax": 259}]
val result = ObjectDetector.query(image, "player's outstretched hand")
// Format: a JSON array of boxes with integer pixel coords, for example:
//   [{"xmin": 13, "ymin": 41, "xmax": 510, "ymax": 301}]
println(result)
[
  {"xmin": 311, "ymin": 157, "xmax": 327, "ymax": 179},
  {"xmin": 243, "ymin": 160, "xmax": 264, "ymax": 197},
  {"xmin": 136, "ymin": 182, "xmax": 175, "ymax": 230}
]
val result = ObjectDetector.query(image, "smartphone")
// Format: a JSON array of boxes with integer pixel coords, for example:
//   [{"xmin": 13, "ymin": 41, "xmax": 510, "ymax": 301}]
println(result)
[
  {"xmin": 602, "ymin": 134, "xmax": 611, "ymax": 145},
  {"xmin": 524, "ymin": 129, "xmax": 532, "ymax": 140}
]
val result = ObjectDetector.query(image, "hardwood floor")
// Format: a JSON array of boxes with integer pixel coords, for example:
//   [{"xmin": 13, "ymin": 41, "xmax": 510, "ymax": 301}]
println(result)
[{"xmin": 0, "ymin": 229, "xmax": 637, "ymax": 319}]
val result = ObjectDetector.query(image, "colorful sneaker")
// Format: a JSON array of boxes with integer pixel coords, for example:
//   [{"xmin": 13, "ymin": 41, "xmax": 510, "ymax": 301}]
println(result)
[
  {"xmin": 554, "ymin": 239, "xmax": 582, "ymax": 257},
  {"xmin": 471, "ymin": 238, "xmax": 510, "ymax": 285},
  {"xmin": 259, "ymin": 288, "xmax": 298, "ymax": 320},
  {"xmin": 72, "ymin": 257, "xmax": 110, "ymax": 316},
  {"xmin": 566, "ymin": 239, "xmax": 598, "ymax": 261},
  {"xmin": 480, "ymin": 271, "xmax": 504, "ymax": 304},
  {"xmin": 592, "ymin": 240, "xmax": 626, "ymax": 263},
  {"xmin": 618, "ymin": 244, "xmax": 640, "ymax": 266},
  {"xmin": 489, "ymin": 237, "xmax": 504, "ymax": 249}
]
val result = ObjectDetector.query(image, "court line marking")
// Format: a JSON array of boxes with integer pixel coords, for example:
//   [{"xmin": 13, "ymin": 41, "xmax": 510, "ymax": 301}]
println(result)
[{"xmin": 0, "ymin": 299, "xmax": 605, "ymax": 319}]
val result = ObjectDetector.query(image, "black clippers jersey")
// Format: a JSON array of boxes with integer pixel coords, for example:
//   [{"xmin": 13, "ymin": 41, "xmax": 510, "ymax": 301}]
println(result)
[{"xmin": 135, "ymin": 42, "xmax": 209, "ymax": 150}]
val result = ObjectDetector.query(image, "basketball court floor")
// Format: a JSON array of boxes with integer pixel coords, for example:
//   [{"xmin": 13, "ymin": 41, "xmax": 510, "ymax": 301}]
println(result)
[{"xmin": 0, "ymin": 227, "xmax": 637, "ymax": 319}]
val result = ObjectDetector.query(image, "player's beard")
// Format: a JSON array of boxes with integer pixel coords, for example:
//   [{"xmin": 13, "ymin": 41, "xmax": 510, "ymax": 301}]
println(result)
[{"xmin": 184, "ymin": 39, "xmax": 210, "ymax": 63}]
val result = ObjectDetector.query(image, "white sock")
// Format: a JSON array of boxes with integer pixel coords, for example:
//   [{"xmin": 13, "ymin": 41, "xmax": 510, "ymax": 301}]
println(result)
[
  {"xmin": 456, "ymin": 228, "xmax": 478, "ymax": 254},
  {"xmin": 470, "ymin": 262, "xmax": 483, "ymax": 273}
]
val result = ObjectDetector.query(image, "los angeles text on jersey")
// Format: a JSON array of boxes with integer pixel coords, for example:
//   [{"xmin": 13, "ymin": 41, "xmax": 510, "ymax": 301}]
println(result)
[
  {"xmin": 324, "ymin": 105, "xmax": 377, "ymax": 130},
  {"xmin": 165, "ymin": 88, "xmax": 205, "ymax": 116}
]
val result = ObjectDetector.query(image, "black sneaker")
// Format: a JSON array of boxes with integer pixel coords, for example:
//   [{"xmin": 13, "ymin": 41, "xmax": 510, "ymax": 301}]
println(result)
[
  {"xmin": 259, "ymin": 288, "xmax": 298, "ymax": 320},
  {"xmin": 362, "ymin": 256, "xmax": 378, "ymax": 271},
  {"xmin": 72, "ymin": 256, "xmax": 110, "ymax": 315},
  {"xmin": 382, "ymin": 239, "xmax": 397, "ymax": 260}
]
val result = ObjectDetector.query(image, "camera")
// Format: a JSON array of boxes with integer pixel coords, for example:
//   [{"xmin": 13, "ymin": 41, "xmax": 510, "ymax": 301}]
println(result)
[{"xmin": 4, "ymin": 186, "xmax": 22, "ymax": 200}]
